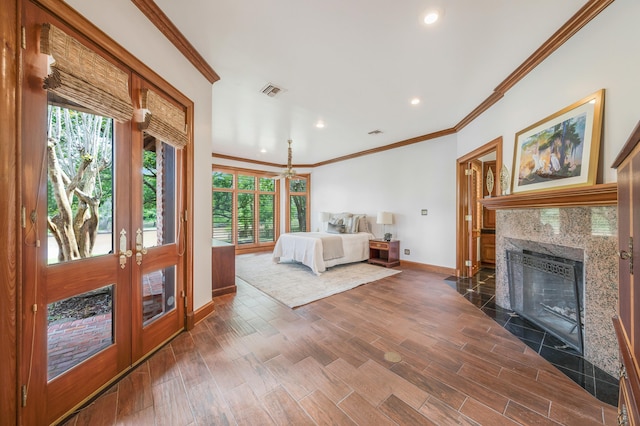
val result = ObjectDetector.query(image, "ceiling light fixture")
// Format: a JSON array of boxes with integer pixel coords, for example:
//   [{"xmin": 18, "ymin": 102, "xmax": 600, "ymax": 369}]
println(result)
[
  {"xmin": 315, "ymin": 120, "xmax": 325, "ymax": 128},
  {"xmin": 423, "ymin": 10, "xmax": 440, "ymax": 25},
  {"xmin": 410, "ymin": 97, "xmax": 421, "ymax": 105},
  {"xmin": 278, "ymin": 139, "xmax": 297, "ymax": 179}
]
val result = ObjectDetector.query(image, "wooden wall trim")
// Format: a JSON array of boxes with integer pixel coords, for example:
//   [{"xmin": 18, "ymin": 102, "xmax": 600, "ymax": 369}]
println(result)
[
  {"xmin": 1, "ymin": 0, "xmax": 20, "ymax": 423},
  {"xmin": 192, "ymin": 300, "xmax": 215, "ymax": 325},
  {"xmin": 130, "ymin": 0, "xmax": 219, "ymax": 84},
  {"xmin": 480, "ymin": 182, "xmax": 617, "ymax": 210},
  {"xmin": 400, "ymin": 260, "xmax": 455, "ymax": 276}
]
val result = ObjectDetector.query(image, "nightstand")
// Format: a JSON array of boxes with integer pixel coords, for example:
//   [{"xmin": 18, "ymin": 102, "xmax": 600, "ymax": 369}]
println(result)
[{"xmin": 368, "ymin": 239, "xmax": 400, "ymax": 268}]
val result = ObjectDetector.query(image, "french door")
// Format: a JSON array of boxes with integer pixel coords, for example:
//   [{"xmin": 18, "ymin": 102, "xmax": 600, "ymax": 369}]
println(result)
[{"xmin": 21, "ymin": 9, "xmax": 185, "ymax": 424}]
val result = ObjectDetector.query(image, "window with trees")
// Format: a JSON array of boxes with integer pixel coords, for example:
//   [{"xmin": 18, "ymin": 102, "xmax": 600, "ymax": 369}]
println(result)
[
  {"xmin": 212, "ymin": 167, "xmax": 279, "ymax": 251},
  {"xmin": 287, "ymin": 176, "xmax": 310, "ymax": 233}
]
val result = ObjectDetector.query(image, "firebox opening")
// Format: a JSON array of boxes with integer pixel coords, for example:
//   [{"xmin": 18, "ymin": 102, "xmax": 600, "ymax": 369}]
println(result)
[{"xmin": 506, "ymin": 249, "xmax": 584, "ymax": 353}]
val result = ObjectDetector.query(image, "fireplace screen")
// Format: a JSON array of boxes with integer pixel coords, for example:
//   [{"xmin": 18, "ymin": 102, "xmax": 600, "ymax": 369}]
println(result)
[{"xmin": 506, "ymin": 250, "xmax": 584, "ymax": 353}]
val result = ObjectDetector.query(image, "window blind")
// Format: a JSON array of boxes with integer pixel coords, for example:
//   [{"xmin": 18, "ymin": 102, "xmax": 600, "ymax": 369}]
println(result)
[
  {"xmin": 138, "ymin": 88, "xmax": 188, "ymax": 149},
  {"xmin": 40, "ymin": 23, "xmax": 133, "ymax": 122}
]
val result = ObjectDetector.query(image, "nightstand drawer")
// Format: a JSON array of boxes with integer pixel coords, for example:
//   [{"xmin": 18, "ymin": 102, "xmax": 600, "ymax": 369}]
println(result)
[{"xmin": 370, "ymin": 241, "xmax": 390, "ymax": 250}]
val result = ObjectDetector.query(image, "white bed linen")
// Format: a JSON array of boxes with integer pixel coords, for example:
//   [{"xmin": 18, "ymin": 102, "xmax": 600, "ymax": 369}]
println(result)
[{"xmin": 272, "ymin": 232, "xmax": 374, "ymax": 275}]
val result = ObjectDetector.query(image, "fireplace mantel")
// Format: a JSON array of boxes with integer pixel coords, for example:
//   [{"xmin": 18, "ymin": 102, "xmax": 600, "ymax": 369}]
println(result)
[{"xmin": 480, "ymin": 183, "xmax": 617, "ymax": 210}]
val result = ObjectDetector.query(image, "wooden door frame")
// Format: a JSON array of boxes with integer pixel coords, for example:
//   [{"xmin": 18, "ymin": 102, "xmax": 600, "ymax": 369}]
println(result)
[
  {"xmin": 456, "ymin": 137, "xmax": 502, "ymax": 277},
  {"xmin": 1, "ymin": 0, "xmax": 20, "ymax": 423}
]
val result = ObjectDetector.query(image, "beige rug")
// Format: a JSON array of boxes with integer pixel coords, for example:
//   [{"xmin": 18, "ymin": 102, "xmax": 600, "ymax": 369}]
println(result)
[{"xmin": 236, "ymin": 253, "xmax": 401, "ymax": 308}]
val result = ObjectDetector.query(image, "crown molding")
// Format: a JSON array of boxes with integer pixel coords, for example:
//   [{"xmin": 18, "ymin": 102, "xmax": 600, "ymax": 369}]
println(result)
[{"xmin": 130, "ymin": 0, "xmax": 219, "ymax": 84}]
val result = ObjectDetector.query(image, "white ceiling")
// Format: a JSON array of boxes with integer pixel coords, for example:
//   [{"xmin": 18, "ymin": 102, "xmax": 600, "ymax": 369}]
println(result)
[{"xmin": 154, "ymin": 0, "xmax": 588, "ymax": 166}]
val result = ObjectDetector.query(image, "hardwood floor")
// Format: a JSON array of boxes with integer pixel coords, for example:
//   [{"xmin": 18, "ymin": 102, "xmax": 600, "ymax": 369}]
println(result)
[{"xmin": 61, "ymin": 265, "xmax": 617, "ymax": 425}]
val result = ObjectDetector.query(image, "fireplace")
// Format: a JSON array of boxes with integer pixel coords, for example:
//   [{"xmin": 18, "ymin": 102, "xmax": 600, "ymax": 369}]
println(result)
[
  {"xmin": 506, "ymin": 249, "xmax": 584, "ymax": 353},
  {"xmin": 495, "ymin": 206, "xmax": 618, "ymax": 376}
]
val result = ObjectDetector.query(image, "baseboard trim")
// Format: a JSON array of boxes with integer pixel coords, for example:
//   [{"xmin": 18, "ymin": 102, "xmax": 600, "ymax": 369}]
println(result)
[
  {"xmin": 193, "ymin": 300, "xmax": 215, "ymax": 325},
  {"xmin": 400, "ymin": 260, "xmax": 456, "ymax": 276},
  {"xmin": 212, "ymin": 285, "xmax": 237, "ymax": 297}
]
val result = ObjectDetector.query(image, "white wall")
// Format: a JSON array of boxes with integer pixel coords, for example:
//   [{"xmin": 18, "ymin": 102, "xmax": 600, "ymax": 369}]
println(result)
[
  {"xmin": 66, "ymin": 0, "xmax": 214, "ymax": 310},
  {"xmin": 311, "ymin": 135, "xmax": 458, "ymax": 269}
]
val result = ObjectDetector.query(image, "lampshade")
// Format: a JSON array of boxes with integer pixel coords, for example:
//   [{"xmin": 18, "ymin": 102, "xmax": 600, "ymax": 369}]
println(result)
[
  {"xmin": 376, "ymin": 211, "xmax": 393, "ymax": 225},
  {"xmin": 319, "ymin": 211, "xmax": 331, "ymax": 222}
]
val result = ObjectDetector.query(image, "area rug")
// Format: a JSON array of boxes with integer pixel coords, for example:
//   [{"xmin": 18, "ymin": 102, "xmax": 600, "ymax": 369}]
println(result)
[{"xmin": 235, "ymin": 253, "xmax": 401, "ymax": 308}]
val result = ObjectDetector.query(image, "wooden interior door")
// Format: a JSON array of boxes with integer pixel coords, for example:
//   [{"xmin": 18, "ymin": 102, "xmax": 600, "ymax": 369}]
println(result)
[{"xmin": 468, "ymin": 160, "xmax": 483, "ymax": 276}]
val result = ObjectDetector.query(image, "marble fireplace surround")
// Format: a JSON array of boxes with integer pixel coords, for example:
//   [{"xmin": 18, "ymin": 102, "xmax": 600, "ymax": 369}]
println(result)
[{"xmin": 495, "ymin": 206, "xmax": 618, "ymax": 376}]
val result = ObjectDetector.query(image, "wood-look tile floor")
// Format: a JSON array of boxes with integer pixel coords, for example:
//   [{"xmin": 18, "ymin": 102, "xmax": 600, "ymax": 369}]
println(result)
[{"xmin": 61, "ymin": 265, "xmax": 618, "ymax": 425}]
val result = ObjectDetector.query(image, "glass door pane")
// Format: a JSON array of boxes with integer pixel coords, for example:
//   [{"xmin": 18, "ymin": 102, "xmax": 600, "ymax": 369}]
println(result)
[
  {"xmin": 48, "ymin": 284, "xmax": 114, "ymax": 380},
  {"xmin": 237, "ymin": 193, "xmax": 255, "ymax": 245},
  {"xmin": 142, "ymin": 140, "xmax": 176, "ymax": 248},
  {"xmin": 259, "ymin": 194, "xmax": 275, "ymax": 242},
  {"xmin": 47, "ymin": 105, "xmax": 114, "ymax": 264},
  {"xmin": 290, "ymin": 195, "xmax": 307, "ymax": 232},
  {"xmin": 142, "ymin": 266, "xmax": 176, "ymax": 326}
]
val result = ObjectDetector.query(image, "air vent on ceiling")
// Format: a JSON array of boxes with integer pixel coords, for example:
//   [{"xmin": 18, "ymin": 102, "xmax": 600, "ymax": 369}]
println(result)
[
  {"xmin": 368, "ymin": 129, "xmax": 383, "ymax": 135},
  {"xmin": 261, "ymin": 83, "xmax": 283, "ymax": 98}
]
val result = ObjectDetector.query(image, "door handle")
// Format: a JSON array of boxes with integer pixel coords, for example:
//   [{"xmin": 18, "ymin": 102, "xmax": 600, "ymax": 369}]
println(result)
[
  {"xmin": 119, "ymin": 229, "xmax": 132, "ymax": 269},
  {"xmin": 135, "ymin": 228, "xmax": 148, "ymax": 266},
  {"xmin": 618, "ymin": 237, "xmax": 633, "ymax": 275}
]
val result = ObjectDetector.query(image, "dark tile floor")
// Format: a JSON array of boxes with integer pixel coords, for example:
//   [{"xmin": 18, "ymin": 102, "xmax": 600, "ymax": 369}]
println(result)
[{"xmin": 443, "ymin": 267, "xmax": 619, "ymax": 406}]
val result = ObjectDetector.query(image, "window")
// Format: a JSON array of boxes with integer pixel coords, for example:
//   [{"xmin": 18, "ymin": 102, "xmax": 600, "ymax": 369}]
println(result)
[
  {"xmin": 287, "ymin": 176, "xmax": 310, "ymax": 233},
  {"xmin": 212, "ymin": 167, "xmax": 279, "ymax": 251}
]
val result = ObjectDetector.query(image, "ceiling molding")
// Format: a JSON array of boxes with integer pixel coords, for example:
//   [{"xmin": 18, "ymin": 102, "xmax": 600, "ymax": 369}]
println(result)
[
  {"xmin": 130, "ymin": 0, "xmax": 220, "ymax": 84},
  {"xmin": 212, "ymin": 153, "xmax": 286, "ymax": 169},
  {"xmin": 312, "ymin": 128, "xmax": 457, "ymax": 167},
  {"xmin": 454, "ymin": 91, "xmax": 504, "ymax": 132},
  {"xmin": 494, "ymin": 0, "xmax": 615, "ymax": 95}
]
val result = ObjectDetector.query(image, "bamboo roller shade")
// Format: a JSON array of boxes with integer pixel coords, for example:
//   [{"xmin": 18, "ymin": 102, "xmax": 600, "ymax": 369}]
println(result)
[
  {"xmin": 139, "ymin": 88, "xmax": 188, "ymax": 149},
  {"xmin": 40, "ymin": 23, "xmax": 133, "ymax": 123}
]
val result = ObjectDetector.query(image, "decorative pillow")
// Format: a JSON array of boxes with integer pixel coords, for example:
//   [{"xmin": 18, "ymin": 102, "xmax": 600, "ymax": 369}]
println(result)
[
  {"xmin": 328, "ymin": 217, "xmax": 344, "ymax": 225},
  {"xmin": 357, "ymin": 215, "xmax": 371, "ymax": 233},
  {"xmin": 347, "ymin": 214, "xmax": 363, "ymax": 233},
  {"xmin": 329, "ymin": 212, "xmax": 352, "ymax": 224},
  {"xmin": 327, "ymin": 222, "xmax": 346, "ymax": 233}
]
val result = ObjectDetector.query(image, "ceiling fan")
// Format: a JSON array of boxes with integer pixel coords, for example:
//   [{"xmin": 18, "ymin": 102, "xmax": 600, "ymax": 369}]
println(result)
[{"xmin": 278, "ymin": 139, "xmax": 297, "ymax": 179}]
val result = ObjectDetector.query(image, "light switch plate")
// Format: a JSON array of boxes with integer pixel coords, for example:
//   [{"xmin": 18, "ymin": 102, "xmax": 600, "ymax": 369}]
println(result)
[{"xmin": 421, "ymin": 209, "xmax": 428, "ymax": 215}]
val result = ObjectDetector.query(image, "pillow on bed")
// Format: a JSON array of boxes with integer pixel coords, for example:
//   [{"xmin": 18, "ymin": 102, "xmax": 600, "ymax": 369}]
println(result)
[
  {"xmin": 327, "ymin": 222, "xmax": 346, "ymax": 233},
  {"xmin": 346, "ymin": 214, "xmax": 364, "ymax": 233},
  {"xmin": 329, "ymin": 212, "xmax": 352, "ymax": 224},
  {"xmin": 356, "ymin": 215, "xmax": 371, "ymax": 233}
]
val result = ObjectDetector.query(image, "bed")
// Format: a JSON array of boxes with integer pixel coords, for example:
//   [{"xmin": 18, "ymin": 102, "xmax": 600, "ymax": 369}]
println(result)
[{"xmin": 272, "ymin": 213, "xmax": 374, "ymax": 275}]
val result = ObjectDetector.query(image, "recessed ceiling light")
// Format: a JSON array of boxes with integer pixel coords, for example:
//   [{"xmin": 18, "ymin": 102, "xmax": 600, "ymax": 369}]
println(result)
[
  {"xmin": 423, "ymin": 11, "xmax": 439, "ymax": 25},
  {"xmin": 260, "ymin": 148, "xmax": 267, "ymax": 153},
  {"xmin": 410, "ymin": 97, "xmax": 421, "ymax": 105},
  {"xmin": 315, "ymin": 120, "xmax": 325, "ymax": 128}
]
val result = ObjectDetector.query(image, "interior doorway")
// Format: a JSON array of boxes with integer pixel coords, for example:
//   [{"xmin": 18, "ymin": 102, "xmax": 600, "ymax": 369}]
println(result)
[{"xmin": 456, "ymin": 137, "xmax": 503, "ymax": 277}]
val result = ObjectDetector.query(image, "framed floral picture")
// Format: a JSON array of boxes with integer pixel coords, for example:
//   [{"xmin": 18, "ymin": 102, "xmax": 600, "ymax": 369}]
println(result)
[{"xmin": 511, "ymin": 89, "xmax": 604, "ymax": 194}]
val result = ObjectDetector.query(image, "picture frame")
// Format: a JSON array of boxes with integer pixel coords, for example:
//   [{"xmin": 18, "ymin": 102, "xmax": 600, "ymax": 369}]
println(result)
[{"xmin": 511, "ymin": 89, "xmax": 604, "ymax": 194}]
